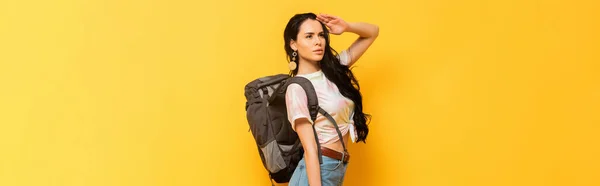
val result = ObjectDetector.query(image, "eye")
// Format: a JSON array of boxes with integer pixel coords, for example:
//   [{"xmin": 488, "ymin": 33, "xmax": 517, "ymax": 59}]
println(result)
[
  {"xmin": 319, "ymin": 33, "xmax": 325, "ymax": 38},
  {"xmin": 306, "ymin": 35, "xmax": 312, "ymax": 38}
]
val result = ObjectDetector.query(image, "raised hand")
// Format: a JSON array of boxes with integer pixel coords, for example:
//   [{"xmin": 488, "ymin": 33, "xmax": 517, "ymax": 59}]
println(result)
[{"xmin": 316, "ymin": 13, "xmax": 349, "ymax": 35}]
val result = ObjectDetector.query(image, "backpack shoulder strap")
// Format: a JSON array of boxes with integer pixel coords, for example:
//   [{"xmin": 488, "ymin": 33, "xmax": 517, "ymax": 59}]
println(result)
[
  {"xmin": 283, "ymin": 77, "xmax": 348, "ymax": 160},
  {"xmin": 284, "ymin": 76, "xmax": 323, "ymax": 164},
  {"xmin": 317, "ymin": 108, "xmax": 348, "ymax": 153},
  {"xmin": 285, "ymin": 77, "xmax": 319, "ymax": 121}
]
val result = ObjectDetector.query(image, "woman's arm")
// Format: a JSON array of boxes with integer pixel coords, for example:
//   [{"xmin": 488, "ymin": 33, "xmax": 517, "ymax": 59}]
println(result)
[
  {"xmin": 344, "ymin": 22, "xmax": 379, "ymax": 66},
  {"xmin": 317, "ymin": 14, "xmax": 379, "ymax": 66},
  {"xmin": 295, "ymin": 118, "xmax": 322, "ymax": 186}
]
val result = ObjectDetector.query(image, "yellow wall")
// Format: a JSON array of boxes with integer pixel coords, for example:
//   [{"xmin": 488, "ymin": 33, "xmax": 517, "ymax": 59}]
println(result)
[{"xmin": 1, "ymin": 0, "xmax": 599, "ymax": 185}]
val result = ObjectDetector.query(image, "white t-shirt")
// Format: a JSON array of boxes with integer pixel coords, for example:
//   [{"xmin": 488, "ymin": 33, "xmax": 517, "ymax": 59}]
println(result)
[{"xmin": 285, "ymin": 50, "xmax": 358, "ymax": 144}]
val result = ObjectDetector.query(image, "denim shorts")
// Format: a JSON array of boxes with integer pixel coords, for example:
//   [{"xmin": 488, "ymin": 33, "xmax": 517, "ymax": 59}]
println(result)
[{"xmin": 288, "ymin": 155, "xmax": 349, "ymax": 186}]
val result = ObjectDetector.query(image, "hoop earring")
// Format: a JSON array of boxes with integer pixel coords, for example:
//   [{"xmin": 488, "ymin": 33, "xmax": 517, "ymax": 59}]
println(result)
[{"xmin": 288, "ymin": 51, "xmax": 297, "ymax": 71}]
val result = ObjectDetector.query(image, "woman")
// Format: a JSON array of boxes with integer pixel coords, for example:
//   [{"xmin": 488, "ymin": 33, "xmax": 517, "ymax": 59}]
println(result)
[{"xmin": 284, "ymin": 13, "xmax": 379, "ymax": 186}]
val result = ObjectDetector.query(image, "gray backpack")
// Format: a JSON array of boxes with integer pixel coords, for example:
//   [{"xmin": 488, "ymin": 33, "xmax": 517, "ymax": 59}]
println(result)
[{"xmin": 244, "ymin": 74, "xmax": 321, "ymax": 184}]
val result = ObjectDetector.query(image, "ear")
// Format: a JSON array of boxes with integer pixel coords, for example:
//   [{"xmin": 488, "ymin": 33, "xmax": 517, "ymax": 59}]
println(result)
[{"xmin": 290, "ymin": 40, "xmax": 297, "ymax": 51}]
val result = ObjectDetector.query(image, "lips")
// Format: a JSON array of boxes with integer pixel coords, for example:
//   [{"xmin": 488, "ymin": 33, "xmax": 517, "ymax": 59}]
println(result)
[{"xmin": 313, "ymin": 49, "xmax": 324, "ymax": 54}]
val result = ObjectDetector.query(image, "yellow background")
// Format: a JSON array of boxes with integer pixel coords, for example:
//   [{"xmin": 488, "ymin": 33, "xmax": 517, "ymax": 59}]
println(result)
[{"xmin": 1, "ymin": 0, "xmax": 599, "ymax": 185}]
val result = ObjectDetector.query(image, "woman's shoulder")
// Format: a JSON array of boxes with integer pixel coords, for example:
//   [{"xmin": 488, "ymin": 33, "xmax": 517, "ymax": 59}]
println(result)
[{"xmin": 285, "ymin": 83, "xmax": 305, "ymax": 95}]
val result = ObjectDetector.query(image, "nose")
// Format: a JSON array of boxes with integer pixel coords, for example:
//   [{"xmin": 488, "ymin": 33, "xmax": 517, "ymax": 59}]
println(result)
[{"xmin": 315, "ymin": 38, "xmax": 322, "ymax": 46}]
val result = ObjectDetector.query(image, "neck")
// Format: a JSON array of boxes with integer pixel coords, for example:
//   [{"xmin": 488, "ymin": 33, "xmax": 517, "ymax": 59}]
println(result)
[{"xmin": 296, "ymin": 58, "xmax": 321, "ymax": 75}]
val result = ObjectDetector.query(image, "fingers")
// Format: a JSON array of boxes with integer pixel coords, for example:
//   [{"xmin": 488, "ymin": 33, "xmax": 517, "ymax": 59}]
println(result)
[
  {"xmin": 317, "ymin": 13, "xmax": 337, "ymax": 23},
  {"xmin": 316, "ymin": 16, "xmax": 326, "ymax": 23},
  {"xmin": 319, "ymin": 13, "xmax": 338, "ymax": 20},
  {"xmin": 316, "ymin": 15, "xmax": 331, "ymax": 24}
]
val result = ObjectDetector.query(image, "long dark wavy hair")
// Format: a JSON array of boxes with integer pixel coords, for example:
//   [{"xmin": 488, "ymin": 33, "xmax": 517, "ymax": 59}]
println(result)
[{"xmin": 283, "ymin": 13, "xmax": 370, "ymax": 143}]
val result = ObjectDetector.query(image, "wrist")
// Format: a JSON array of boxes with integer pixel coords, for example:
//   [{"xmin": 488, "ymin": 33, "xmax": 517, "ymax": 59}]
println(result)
[{"xmin": 345, "ymin": 22, "xmax": 357, "ymax": 33}]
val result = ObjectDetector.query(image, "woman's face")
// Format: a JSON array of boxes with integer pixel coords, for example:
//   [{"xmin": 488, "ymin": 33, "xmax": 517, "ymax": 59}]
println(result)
[{"xmin": 290, "ymin": 19, "xmax": 326, "ymax": 63}]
